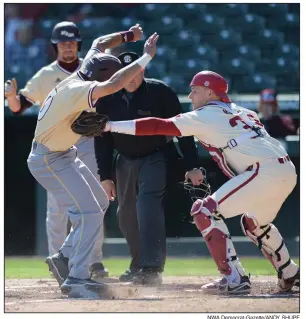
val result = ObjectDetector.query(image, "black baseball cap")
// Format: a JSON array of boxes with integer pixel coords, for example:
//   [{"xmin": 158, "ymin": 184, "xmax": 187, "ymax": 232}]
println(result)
[{"xmin": 118, "ymin": 52, "xmax": 140, "ymax": 67}]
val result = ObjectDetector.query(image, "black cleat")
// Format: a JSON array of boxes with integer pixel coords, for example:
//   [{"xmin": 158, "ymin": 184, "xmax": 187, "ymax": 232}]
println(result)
[
  {"xmin": 45, "ymin": 252, "xmax": 69, "ymax": 286},
  {"xmin": 61, "ymin": 276, "xmax": 109, "ymax": 299},
  {"xmin": 132, "ymin": 268, "xmax": 163, "ymax": 286},
  {"xmin": 119, "ymin": 269, "xmax": 139, "ymax": 282}
]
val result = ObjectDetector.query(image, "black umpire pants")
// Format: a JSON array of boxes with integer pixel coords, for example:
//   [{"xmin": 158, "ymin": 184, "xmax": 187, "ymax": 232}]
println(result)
[{"xmin": 115, "ymin": 151, "xmax": 167, "ymax": 272}]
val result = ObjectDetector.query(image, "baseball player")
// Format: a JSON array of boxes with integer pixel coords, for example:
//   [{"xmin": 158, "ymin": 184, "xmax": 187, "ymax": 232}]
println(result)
[
  {"xmin": 5, "ymin": 21, "xmax": 143, "ymax": 278},
  {"xmin": 26, "ymin": 31, "xmax": 159, "ymax": 298},
  {"xmin": 102, "ymin": 71, "xmax": 299, "ymax": 293}
]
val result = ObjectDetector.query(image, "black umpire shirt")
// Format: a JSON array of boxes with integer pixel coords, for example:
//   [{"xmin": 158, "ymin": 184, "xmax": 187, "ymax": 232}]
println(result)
[{"xmin": 94, "ymin": 78, "xmax": 198, "ymax": 181}]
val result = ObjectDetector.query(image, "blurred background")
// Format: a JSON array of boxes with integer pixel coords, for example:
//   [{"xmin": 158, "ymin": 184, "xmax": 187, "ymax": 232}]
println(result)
[{"xmin": 4, "ymin": 3, "xmax": 299, "ymax": 256}]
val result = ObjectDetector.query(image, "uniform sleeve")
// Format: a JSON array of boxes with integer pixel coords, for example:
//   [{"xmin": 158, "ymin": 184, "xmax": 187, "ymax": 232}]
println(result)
[
  {"xmin": 11, "ymin": 94, "xmax": 34, "ymax": 116},
  {"xmin": 83, "ymin": 48, "xmax": 103, "ymax": 63},
  {"xmin": 66, "ymin": 80, "xmax": 99, "ymax": 112},
  {"xmin": 19, "ymin": 69, "xmax": 44, "ymax": 105},
  {"xmin": 110, "ymin": 110, "xmax": 209, "ymax": 137},
  {"xmin": 168, "ymin": 111, "xmax": 208, "ymax": 136}
]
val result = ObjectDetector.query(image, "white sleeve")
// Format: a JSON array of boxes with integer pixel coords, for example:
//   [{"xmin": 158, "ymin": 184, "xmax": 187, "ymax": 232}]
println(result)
[
  {"xmin": 171, "ymin": 110, "xmax": 209, "ymax": 136},
  {"xmin": 83, "ymin": 48, "xmax": 103, "ymax": 62}
]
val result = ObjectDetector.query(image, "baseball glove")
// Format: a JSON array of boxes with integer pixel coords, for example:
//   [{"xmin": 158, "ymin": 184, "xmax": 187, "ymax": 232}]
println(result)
[{"xmin": 71, "ymin": 111, "xmax": 109, "ymax": 137}]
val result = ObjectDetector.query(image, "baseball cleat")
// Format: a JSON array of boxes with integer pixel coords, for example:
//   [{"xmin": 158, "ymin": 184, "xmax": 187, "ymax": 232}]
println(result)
[
  {"xmin": 61, "ymin": 276, "xmax": 109, "ymax": 299},
  {"xmin": 132, "ymin": 268, "xmax": 163, "ymax": 286},
  {"xmin": 45, "ymin": 252, "xmax": 69, "ymax": 286},
  {"xmin": 119, "ymin": 269, "xmax": 140, "ymax": 282},
  {"xmin": 90, "ymin": 262, "xmax": 109, "ymax": 279},
  {"xmin": 201, "ymin": 275, "xmax": 251, "ymax": 294},
  {"xmin": 278, "ymin": 268, "xmax": 300, "ymax": 292}
]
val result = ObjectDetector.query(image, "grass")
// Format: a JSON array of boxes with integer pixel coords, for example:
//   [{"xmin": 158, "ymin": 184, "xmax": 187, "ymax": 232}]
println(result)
[{"xmin": 4, "ymin": 257, "xmax": 299, "ymax": 279}]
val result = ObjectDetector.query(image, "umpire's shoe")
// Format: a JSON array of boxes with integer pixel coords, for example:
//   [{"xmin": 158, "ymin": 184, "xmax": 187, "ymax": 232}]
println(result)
[
  {"xmin": 45, "ymin": 252, "xmax": 69, "ymax": 286},
  {"xmin": 119, "ymin": 269, "xmax": 139, "ymax": 282},
  {"xmin": 132, "ymin": 268, "xmax": 163, "ymax": 286},
  {"xmin": 90, "ymin": 262, "xmax": 109, "ymax": 279},
  {"xmin": 61, "ymin": 277, "xmax": 109, "ymax": 299},
  {"xmin": 201, "ymin": 274, "xmax": 251, "ymax": 294},
  {"xmin": 278, "ymin": 268, "xmax": 300, "ymax": 292}
]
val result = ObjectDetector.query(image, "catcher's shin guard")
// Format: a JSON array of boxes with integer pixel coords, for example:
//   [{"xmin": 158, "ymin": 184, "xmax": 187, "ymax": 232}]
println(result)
[
  {"xmin": 190, "ymin": 197, "xmax": 245, "ymax": 279},
  {"xmin": 241, "ymin": 213, "xmax": 298, "ymax": 280}
]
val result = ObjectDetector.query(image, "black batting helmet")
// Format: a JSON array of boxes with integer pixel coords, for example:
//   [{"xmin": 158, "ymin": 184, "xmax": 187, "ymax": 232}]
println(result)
[
  {"xmin": 51, "ymin": 21, "xmax": 82, "ymax": 52},
  {"xmin": 79, "ymin": 53, "xmax": 123, "ymax": 82}
]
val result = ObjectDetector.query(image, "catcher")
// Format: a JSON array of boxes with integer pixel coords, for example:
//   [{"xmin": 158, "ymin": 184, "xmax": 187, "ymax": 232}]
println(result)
[{"xmin": 72, "ymin": 70, "xmax": 299, "ymax": 294}]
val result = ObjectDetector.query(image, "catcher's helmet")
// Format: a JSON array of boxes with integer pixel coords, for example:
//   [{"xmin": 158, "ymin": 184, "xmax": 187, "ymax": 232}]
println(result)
[
  {"xmin": 79, "ymin": 53, "xmax": 122, "ymax": 82},
  {"xmin": 181, "ymin": 168, "xmax": 211, "ymax": 203},
  {"xmin": 190, "ymin": 71, "xmax": 231, "ymax": 103},
  {"xmin": 51, "ymin": 21, "xmax": 82, "ymax": 52}
]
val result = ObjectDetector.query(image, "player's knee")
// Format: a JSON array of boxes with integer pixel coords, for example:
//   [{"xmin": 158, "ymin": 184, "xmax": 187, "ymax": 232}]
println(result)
[
  {"xmin": 190, "ymin": 196, "xmax": 218, "ymax": 216},
  {"xmin": 190, "ymin": 196, "xmax": 218, "ymax": 235},
  {"xmin": 241, "ymin": 212, "xmax": 276, "ymax": 235},
  {"xmin": 241, "ymin": 213, "xmax": 273, "ymax": 246},
  {"xmin": 240, "ymin": 213, "xmax": 258, "ymax": 235},
  {"xmin": 86, "ymin": 210, "xmax": 104, "ymax": 225}
]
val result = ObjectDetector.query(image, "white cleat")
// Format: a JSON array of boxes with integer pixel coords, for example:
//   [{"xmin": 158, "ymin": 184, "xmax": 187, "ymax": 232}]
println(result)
[{"xmin": 201, "ymin": 275, "xmax": 251, "ymax": 294}]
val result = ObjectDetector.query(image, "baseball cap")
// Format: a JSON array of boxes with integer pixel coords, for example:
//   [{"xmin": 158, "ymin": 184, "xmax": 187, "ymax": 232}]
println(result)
[{"xmin": 118, "ymin": 52, "xmax": 140, "ymax": 67}]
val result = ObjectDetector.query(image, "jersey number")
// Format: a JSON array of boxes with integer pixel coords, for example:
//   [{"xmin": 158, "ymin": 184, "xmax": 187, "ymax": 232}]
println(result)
[
  {"xmin": 229, "ymin": 114, "xmax": 263, "ymax": 130},
  {"xmin": 38, "ymin": 88, "xmax": 57, "ymax": 121}
]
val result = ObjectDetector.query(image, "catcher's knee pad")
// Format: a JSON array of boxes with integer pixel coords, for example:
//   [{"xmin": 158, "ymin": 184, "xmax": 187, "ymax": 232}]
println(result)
[
  {"xmin": 240, "ymin": 213, "xmax": 296, "ymax": 278},
  {"xmin": 190, "ymin": 197, "xmax": 245, "ymax": 276},
  {"xmin": 190, "ymin": 197, "xmax": 218, "ymax": 235}
]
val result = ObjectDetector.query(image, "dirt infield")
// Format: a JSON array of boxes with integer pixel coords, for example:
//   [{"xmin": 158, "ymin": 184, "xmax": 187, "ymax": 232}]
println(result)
[{"xmin": 5, "ymin": 276, "xmax": 299, "ymax": 313}]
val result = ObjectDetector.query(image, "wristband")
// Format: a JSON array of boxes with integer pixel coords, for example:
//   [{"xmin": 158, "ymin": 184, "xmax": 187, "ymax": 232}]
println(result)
[
  {"xmin": 137, "ymin": 53, "xmax": 152, "ymax": 68},
  {"xmin": 120, "ymin": 31, "xmax": 134, "ymax": 43}
]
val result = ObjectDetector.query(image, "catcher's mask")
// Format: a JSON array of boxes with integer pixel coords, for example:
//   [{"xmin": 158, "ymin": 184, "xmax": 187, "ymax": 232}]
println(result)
[{"xmin": 180, "ymin": 168, "xmax": 211, "ymax": 202}]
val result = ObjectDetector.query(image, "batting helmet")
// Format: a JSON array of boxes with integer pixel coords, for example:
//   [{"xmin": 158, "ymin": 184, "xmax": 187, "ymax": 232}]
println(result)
[
  {"xmin": 190, "ymin": 71, "xmax": 231, "ymax": 103},
  {"xmin": 79, "ymin": 53, "xmax": 123, "ymax": 82},
  {"xmin": 51, "ymin": 21, "xmax": 82, "ymax": 52}
]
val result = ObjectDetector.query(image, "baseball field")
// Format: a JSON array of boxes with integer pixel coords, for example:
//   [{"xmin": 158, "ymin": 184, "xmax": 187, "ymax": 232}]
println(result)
[{"xmin": 5, "ymin": 257, "xmax": 299, "ymax": 313}]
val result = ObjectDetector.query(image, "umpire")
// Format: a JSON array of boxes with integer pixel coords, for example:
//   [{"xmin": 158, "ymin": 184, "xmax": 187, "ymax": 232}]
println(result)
[{"xmin": 94, "ymin": 52, "xmax": 203, "ymax": 285}]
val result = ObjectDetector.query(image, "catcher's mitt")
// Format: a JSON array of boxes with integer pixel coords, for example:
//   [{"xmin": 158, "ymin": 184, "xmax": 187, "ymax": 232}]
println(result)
[{"xmin": 71, "ymin": 111, "xmax": 109, "ymax": 137}]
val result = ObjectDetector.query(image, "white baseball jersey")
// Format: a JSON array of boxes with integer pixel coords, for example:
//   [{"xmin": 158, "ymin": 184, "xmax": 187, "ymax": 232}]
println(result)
[
  {"xmin": 110, "ymin": 100, "xmax": 296, "ymax": 225},
  {"xmin": 111, "ymin": 100, "xmax": 288, "ymax": 177}
]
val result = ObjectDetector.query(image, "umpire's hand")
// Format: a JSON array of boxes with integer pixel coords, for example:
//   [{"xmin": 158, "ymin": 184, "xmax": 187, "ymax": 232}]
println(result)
[{"xmin": 101, "ymin": 179, "xmax": 116, "ymax": 201}]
